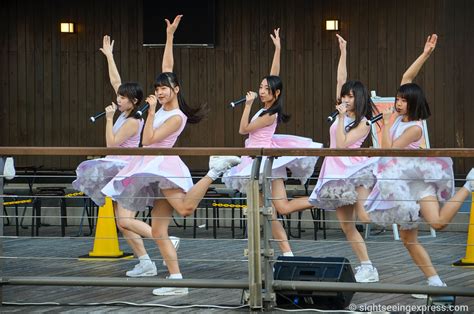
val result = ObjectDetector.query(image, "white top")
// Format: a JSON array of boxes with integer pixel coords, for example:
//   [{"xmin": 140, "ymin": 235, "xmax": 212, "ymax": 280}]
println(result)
[{"xmin": 153, "ymin": 107, "xmax": 183, "ymax": 129}]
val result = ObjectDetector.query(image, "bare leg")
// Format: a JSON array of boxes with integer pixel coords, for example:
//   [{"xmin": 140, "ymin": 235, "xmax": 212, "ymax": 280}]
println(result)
[
  {"xmin": 161, "ymin": 176, "xmax": 213, "ymax": 217},
  {"xmin": 258, "ymin": 191, "xmax": 292, "ymax": 254},
  {"xmin": 355, "ymin": 186, "xmax": 372, "ymax": 224},
  {"xmin": 114, "ymin": 203, "xmax": 150, "ymax": 257},
  {"xmin": 336, "ymin": 205, "xmax": 370, "ymax": 262},
  {"xmin": 160, "ymin": 155, "xmax": 242, "ymax": 216},
  {"xmin": 151, "ymin": 199, "xmax": 180, "ymax": 275},
  {"xmin": 272, "ymin": 211, "xmax": 292, "ymax": 254},
  {"xmin": 399, "ymin": 228, "xmax": 437, "ymax": 278},
  {"xmin": 419, "ymin": 187, "xmax": 470, "ymax": 230},
  {"xmin": 271, "ymin": 179, "xmax": 313, "ymax": 215}
]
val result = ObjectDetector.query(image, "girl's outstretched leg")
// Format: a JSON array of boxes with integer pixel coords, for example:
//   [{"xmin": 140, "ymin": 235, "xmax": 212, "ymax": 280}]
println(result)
[{"xmin": 420, "ymin": 169, "xmax": 473, "ymax": 230}]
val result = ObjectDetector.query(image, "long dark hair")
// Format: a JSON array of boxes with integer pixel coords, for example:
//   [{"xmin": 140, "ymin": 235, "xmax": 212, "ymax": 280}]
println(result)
[
  {"xmin": 397, "ymin": 83, "xmax": 431, "ymax": 121},
  {"xmin": 154, "ymin": 72, "xmax": 208, "ymax": 124},
  {"xmin": 340, "ymin": 80, "xmax": 374, "ymax": 132},
  {"xmin": 258, "ymin": 75, "xmax": 290, "ymax": 123},
  {"xmin": 117, "ymin": 82, "xmax": 143, "ymax": 119}
]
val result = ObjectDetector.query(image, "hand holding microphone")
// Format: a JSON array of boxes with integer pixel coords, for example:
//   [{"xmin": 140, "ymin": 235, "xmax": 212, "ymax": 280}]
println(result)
[
  {"xmin": 105, "ymin": 103, "xmax": 117, "ymax": 120},
  {"xmin": 89, "ymin": 103, "xmax": 117, "ymax": 123},
  {"xmin": 146, "ymin": 94, "xmax": 158, "ymax": 112},
  {"xmin": 135, "ymin": 95, "xmax": 158, "ymax": 118},
  {"xmin": 366, "ymin": 107, "xmax": 395, "ymax": 126},
  {"xmin": 382, "ymin": 106, "xmax": 397, "ymax": 123},
  {"xmin": 228, "ymin": 91, "xmax": 257, "ymax": 108},
  {"xmin": 327, "ymin": 101, "xmax": 348, "ymax": 123},
  {"xmin": 245, "ymin": 91, "xmax": 258, "ymax": 106}
]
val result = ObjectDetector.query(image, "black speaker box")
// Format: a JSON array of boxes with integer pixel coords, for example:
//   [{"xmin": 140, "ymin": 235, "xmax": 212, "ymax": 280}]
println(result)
[{"xmin": 273, "ymin": 256, "xmax": 355, "ymax": 310}]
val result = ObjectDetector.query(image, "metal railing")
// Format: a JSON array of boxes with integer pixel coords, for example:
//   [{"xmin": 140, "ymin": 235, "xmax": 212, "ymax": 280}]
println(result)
[{"xmin": 1, "ymin": 147, "xmax": 474, "ymax": 310}]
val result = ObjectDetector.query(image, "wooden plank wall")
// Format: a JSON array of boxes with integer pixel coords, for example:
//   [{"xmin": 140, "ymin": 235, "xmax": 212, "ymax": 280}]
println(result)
[{"xmin": 1, "ymin": 0, "xmax": 473, "ymax": 173}]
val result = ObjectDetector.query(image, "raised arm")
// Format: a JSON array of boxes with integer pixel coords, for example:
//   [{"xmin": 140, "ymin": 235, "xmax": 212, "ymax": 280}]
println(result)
[
  {"xmin": 270, "ymin": 28, "xmax": 281, "ymax": 76},
  {"xmin": 162, "ymin": 15, "xmax": 182, "ymax": 73},
  {"xmin": 336, "ymin": 34, "xmax": 347, "ymax": 100},
  {"xmin": 400, "ymin": 34, "xmax": 437, "ymax": 85},
  {"xmin": 99, "ymin": 35, "xmax": 121, "ymax": 94}
]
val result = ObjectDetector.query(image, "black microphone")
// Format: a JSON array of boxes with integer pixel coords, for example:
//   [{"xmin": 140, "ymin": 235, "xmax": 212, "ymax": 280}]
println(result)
[
  {"xmin": 89, "ymin": 111, "xmax": 106, "ymax": 123},
  {"xmin": 134, "ymin": 103, "xmax": 150, "ymax": 119},
  {"xmin": 327, "ymin": 111, "xmax": 338, "ymax": 123},
  {"xmin": 228, "ymin": 97, "xmax": 247, "ymax": 108},
  {"xmin": 366, "ymin": 113, "xmax": 383, "ymax": 126}
]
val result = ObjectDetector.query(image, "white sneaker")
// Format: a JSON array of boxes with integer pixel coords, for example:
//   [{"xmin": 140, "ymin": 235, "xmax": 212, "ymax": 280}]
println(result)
[
  {"xmin": 152, "ymin": 277, "xmax": 189, "ymax": 296},
  {"xmin": 354, "ymin": 265, "xmax": 379, "ymax": 283},
  {"xmin": 412, "ymin": 281, "xmax": 446, "ymax": 299},
  {"xmin": 152, "ymin": 286, "xmax": 189, "ymax": 296},
  {"xmin": 163, "ymin": 236, "xmax": 181, "ymax": 266},
  {"xmin": 465, "ymin": 168, "xmax": 474, "ymax": 192},
  {"xmin": 4, "ymin": 157, "xmax": 15, "ymax": 180},
  {"xmin": 209, "ymin": 156, "xmax": 241, "ymax": 173},
  {"xmin": 125, "ymin": 262, "xmax": 157, "ymax": 277}
]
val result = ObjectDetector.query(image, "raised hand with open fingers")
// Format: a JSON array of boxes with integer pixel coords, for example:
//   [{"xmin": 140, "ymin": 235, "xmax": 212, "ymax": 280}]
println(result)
[
  {"xmin": 166, "ymin": 15, "xmax": 183, "ymax": 36},
  {"xmin": 270, "ymin": 28, "xmax": 281, "ymax": 50},
  {"xmin": 99, "ymin": 35, "xmax": 114, "ymax": 57},
  {"xmin": 424, "ymin": 34, "xmax": 438, "ymax": 55}
]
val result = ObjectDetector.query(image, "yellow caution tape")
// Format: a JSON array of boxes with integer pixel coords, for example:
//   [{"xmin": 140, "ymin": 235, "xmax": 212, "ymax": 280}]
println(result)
[
  {"xmin": 3, "ymin": 191, "xmax": 85, "ymax": 206},
  {"xmin": 3, "ymin": 199, "xmax": 33, "ymax": 206},
  {"xmin": 211, "ymin": 202, "xmax": 247, "ymax": 208},
  {"xmin": 65, "ymin": 191, "xmax": 85, "ymax": 198}
]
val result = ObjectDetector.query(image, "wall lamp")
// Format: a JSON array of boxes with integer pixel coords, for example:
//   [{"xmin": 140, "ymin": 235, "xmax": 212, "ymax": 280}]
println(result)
[
  {"xmin": 326, "ymin": 20, "xmax": 339, "ymax": 31},
  {"xmin": 60, "ymin": 22, "xmax": 75, "ymax": 33}
]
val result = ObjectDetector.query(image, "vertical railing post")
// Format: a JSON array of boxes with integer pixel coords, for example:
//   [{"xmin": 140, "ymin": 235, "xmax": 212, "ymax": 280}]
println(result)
[
  {"xmin": 0, "ymin": 157, "xmax": 5, "ymax": 305},
  {"xmin": 246, "ymin": 156, "xmax": 262, "ymax": 310},
  {"xmin": 262, "ymin": 157, "xmax": 276, "ymax": 309}
]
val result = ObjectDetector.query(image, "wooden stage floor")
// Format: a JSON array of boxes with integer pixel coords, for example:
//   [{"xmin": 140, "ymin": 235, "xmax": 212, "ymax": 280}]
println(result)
[{"xmin": 1, "ymin": 224, "xmax": 474, "ymax": 312}]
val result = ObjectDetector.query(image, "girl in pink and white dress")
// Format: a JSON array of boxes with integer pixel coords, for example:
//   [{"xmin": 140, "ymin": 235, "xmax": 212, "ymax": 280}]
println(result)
[
  {"xmin": 73, "ymin": 35, "xmax": 159, "ymax": 279},
  {"xmin": 102, "ymin": 15, "xmax": 239, "ymax": 296},
  {"xmin": 222, "ymin": 29, "xmax": 322, "ymax": 256},
  {"xmin": 307, "ymin": 35, "xmax": 379, "ymax": 283},
  {"xmin": 364, "ymin": 34, "xmax": 474, "ymax": 294}
]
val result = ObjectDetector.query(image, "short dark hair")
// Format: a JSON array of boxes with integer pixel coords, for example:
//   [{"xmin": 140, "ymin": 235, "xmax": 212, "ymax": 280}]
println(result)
[
  {"xmin": 397, "ymin": 83, "xmax": 431, "ymax": 121},
  {"xmin": 117, "ymin": 82, "xmax": 143, "ymax": 119}
]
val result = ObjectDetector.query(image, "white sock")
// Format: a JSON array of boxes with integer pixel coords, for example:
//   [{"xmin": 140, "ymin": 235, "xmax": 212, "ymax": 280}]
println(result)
[
  {"xmin": 428, "ymin": 275, "xmax": 443, "ymax": 286},
  {"xmin": 139, "ymin": 254, "xmax": 152, "ymax": 264},
  {"xmin": 361, "ymin": 260, "xmax": 373, "ymax": 268},
  {"xmin": 168, "ymin": 273, "xmax": 183, "ymax": 279},
  {"xmin": 464, "ymin": 181, "xmax": 472, "ymax": 192},
  {"xmin": 283, "ymin": 251, "xmax": 294, "ymax": 257},
  {"xmin": 206, "ymin": 168, "xmax": 221, "ymax": 181}
]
